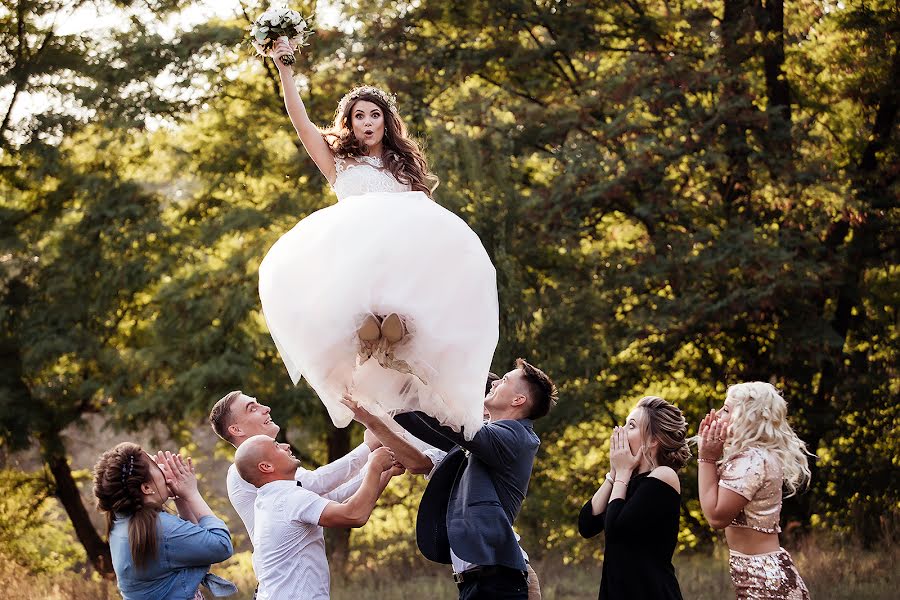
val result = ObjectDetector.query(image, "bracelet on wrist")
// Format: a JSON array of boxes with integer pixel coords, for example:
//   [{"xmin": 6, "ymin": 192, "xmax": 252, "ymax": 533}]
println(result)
[
  {"xmin": 614, "ymin": 478, "xmax": 629, "ymax": 485},
  {"xmin": 697, "ymin": 457, "xmax": 717, "ymax": 463},
  {"xmin": 605, "ymin": 472, "xmax": 614, "ymax": 485}
]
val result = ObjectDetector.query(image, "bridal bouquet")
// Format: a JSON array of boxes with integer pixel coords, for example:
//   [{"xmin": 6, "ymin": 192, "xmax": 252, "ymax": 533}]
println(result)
[{"xmin": 250, "ymin": 7, "xmax": 313, "ymax": 65}]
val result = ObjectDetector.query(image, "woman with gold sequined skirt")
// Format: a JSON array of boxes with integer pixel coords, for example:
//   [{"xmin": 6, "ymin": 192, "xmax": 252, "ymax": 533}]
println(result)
[{"xmin": 696, "ymin": 382, "xmax": 812, "ymax": 599}]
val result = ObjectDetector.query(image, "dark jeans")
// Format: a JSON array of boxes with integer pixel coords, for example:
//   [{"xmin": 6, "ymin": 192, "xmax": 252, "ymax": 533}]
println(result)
[{"xmin": 457, "ymin": 567, "xmax": 529, "ymax": 600}]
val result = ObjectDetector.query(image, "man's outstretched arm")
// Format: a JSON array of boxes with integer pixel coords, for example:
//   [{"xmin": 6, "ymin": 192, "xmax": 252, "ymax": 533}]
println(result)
[
  {"xmin": 398, "ymin": 411, "xmax": 522, "ymax": 469},
  {"xmin": 340, "ymin": 395, "xmax": 435, "ymax": 475},
  {"xmin": 318, "ymin": 447, "xmax": 401, "ymax": 528},
  {"xmin": 296, "ymin": 431, "xmax": 378, "ymax": 494}
]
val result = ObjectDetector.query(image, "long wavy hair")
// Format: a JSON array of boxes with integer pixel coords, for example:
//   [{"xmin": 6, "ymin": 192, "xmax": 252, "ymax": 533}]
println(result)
[
  {"xmin": 636, "ymin": 396, "xmax": 692, "ymax": 470},
  {"xmin": 722, "ymin": 382, "xmax": 812, "ymax": 497},
  {"xmin": 323, "ymin": 86, "xmax": 438, "ymax": 196},
  {"xmin": 92, "ymin": 442, "xmax": 161, "ymax": 569}
]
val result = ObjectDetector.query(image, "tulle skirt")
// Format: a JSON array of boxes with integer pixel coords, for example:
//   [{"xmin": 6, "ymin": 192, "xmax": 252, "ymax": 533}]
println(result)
[{"xmin": 258, "ymin": 191, "xmax": 498, "ymax": 438}]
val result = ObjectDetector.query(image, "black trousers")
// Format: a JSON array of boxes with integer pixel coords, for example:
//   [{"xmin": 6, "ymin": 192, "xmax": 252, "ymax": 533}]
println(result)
[{"xmin": 457, "ymin": 567, "xmax": 529, "ymax": 600}]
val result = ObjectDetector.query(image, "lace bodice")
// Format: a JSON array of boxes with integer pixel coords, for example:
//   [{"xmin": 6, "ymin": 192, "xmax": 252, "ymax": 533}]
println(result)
[{"xmin": 332, "ymin": 155, "xmax": 411, "ymax": 200}]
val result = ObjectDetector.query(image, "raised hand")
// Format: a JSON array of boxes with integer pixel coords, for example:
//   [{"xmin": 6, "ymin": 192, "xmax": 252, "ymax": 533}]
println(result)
[
  {"xmin": 157, "ymin": 450, "xmax": 199, "ymax": 500},
  {"xmin": 340, "ymin": 392, "xmax": 376, "ymax": 428},
  {"xmin": 698, "ymin": 412, "xmax": 728, "ymax": 461},
  {"xmin": 698, "ymin": 409, "xmax": 717, "ymax": 437},
  {"xmin": 609, "ymin": 426, "xmax": 640, "ymax": 477},
  {"xmin": 271, "ymin": 37, "xmax": 297, "ymax": 69}
]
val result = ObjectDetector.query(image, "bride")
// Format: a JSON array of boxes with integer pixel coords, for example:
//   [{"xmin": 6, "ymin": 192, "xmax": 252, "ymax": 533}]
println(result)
[{"xmin": 257, "ymin": 38, "xmax": 498, "ymax": 438}]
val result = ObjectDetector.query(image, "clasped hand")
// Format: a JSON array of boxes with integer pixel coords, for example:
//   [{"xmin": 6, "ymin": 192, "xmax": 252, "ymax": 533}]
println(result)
[
  {"xmin": 369, "ymin": 446, "xmax": 405, "ymax": 478},
  {"xmin": 155, "ymin": 450, "xmax": 198, "ymax": 500},
  {"xmin": 609, "ymin": 426, "xmax": 640, "ymax": 478},
  {"xmin": 697, "ymin": 409, "xmax": 729, "ymax": 460}
]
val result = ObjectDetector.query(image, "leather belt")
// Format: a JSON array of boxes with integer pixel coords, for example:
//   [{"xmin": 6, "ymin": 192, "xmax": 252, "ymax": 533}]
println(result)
[{"xmin": 452, "ymin": 565, "xmax": 527, "ymax": 584}]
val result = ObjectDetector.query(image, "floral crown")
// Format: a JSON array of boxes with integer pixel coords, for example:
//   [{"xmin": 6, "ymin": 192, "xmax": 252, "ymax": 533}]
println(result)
[{"xmin": 337, "ymin": 85, "xmax": 398, "ymax": 117}]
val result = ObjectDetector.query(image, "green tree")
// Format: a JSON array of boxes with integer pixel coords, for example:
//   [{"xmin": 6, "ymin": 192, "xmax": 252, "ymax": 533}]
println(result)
[
  {"xmin": 0, "ymin": 0, "xmax": 235, "ymax": 572},
  {"xmin": 344, "ymin": 0, "xmax": 898, "ymax": 549}
]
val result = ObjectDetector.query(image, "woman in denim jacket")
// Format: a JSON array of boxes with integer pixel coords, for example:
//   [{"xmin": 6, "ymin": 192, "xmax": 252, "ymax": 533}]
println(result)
[{"xmin": 93, "ymin": 442, "xmax": 236, "ymax": 599}]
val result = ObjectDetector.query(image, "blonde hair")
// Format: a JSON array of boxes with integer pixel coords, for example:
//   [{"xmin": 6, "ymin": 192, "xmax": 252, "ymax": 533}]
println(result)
[
  {"xmin": 722, "ymin": 382, "xmax": 812, "ymax": 497},
  {"xmin": 636, "ymin": 396, "xmax": 691, "ymax": 470}
]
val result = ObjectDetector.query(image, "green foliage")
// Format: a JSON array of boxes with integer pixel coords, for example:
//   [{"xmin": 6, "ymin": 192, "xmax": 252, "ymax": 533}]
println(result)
[
  {"xmin": 0, "ymin": 469, "xmax": 85, "ymax": 572},
  {"xmin": 344, "ymin": 0, "xmax": 899, "ymax": 550}
]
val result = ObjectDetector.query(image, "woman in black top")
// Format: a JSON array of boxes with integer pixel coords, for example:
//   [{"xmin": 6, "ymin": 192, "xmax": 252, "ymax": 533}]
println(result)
[{"xmin": 578, "ymin": 396, "xmax": 691, "ymax": 600}]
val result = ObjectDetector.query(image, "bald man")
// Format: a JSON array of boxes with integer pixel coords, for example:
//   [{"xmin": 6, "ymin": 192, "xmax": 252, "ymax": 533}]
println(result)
[
  {"xmin": 234, "ymin": 435, "xmax": 399, "ymax": 600},
  {"xmin": 209, "ymin": 390, "xmax": 381, "ymax": 546}
]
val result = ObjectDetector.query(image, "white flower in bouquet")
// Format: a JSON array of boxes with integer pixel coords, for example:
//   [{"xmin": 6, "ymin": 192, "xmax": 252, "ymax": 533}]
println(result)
[{"xmin": 250, "ymin": 6, "xmax": 313, "ymax": 66}]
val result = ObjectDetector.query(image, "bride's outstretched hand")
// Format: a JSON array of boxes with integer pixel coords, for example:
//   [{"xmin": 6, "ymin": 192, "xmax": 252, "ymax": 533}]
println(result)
[{"xmin": 271, "ymin": 38, "xmax": 297, "ymax": 70}]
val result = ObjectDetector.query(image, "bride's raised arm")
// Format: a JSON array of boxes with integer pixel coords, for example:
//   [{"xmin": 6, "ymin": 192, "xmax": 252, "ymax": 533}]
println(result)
[{"xmin": 271, "ymin": 39, "xmax": 336, "ymax": 184}]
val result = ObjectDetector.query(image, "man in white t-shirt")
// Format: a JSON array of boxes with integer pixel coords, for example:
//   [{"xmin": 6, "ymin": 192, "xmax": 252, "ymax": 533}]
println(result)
[
  {"xmin": 209, "ymin": 390, "xmax": 380, "ymax": 543},
  {"xmin": 235, "ymin": 434, "xmax": 400, "ymax": 600}
]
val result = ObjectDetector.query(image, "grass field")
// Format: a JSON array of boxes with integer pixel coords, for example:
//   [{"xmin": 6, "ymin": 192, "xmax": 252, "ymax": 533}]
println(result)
[{"xmin": 2, "ymin": 536, "xmax": 895, "ymax": 599}]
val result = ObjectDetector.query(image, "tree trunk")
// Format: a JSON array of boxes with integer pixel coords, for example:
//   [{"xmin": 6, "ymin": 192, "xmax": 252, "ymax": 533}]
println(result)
[
  {"xmin": 858, "ymin": 48, "xmax": 899, "ymax": 183},
  {"xmin": 323, "ymin": 426, "xmax": 352, "ymax": 569},
  {"xmin": 0, "ymin": 83, "xmax": 21, "ymax": 148},
  {"xmin": 759, "ymin": 0, "xmax": 792, "ymax": 163},
  {"xmin": 719, "ymin": 0, "xmax": 757, "ymax": 211},
  {"xmin": 41, "ymin": 430, "xmax": 113, "ymax": 576}
]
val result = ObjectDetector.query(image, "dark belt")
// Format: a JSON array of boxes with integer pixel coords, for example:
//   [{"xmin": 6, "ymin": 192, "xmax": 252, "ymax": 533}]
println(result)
[{"xmin": 453, "ymin": 565, "xmax": 527, "ymax": 584}]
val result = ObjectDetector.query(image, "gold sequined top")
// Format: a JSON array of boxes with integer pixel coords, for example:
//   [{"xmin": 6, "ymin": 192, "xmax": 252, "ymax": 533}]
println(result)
[{"xmin": 718, "ymin": 447, "xmax": 783, "ymax": 534}]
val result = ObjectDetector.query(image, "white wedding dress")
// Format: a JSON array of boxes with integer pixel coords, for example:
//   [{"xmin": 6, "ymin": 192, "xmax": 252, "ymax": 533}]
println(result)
[{"xmin": 258, "ymin": 155, "xmax": 498, "ymax": 438}]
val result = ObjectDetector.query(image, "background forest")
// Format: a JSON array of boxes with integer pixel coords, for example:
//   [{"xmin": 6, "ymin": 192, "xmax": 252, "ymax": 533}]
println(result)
[{"xmin": 0, "ymin": 0, "xmax": 897, "ymax": 598}]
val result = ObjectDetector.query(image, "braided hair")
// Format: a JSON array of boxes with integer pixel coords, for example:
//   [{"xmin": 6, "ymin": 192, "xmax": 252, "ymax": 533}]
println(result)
[{"xmin": 92, "ymin": 442, "xmax": 160, "ymax": 569}]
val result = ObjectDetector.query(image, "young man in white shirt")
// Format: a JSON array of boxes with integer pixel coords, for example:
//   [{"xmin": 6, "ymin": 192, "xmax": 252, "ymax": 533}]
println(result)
[
  {"xmin": 209, "ymin": 390, "xmax": 381, "ymax": 541},
  {"xmin": 234, "ymin": 434, "xmax": 400, "ymax": 600}
]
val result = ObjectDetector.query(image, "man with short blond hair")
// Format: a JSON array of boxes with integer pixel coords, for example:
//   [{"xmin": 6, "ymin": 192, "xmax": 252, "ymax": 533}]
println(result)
[{"xmin": 209, "ymin": 390, "xmax": 380, "ymax": 541}]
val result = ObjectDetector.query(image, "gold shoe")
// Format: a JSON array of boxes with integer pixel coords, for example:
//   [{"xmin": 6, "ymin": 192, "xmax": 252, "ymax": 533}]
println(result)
[
  {"xmin": 357, "ymin": 314, "xmax": 382, "ymax": 362},
  {"xmin": 380, "ymin": 313, "xmax": 407, "ymax": 344},
  {"xmin": 358, "ymin": 314, "xmax": 382, "ymax": 343}
]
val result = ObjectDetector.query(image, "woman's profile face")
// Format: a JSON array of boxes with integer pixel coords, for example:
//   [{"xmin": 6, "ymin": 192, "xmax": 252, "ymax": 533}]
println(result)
[
  {"xmin": 718, "ymin": 397, "xmax": 734, "ymax": 425},
  {"xmin": 144, "ymin": 453, "xmax": 172, "ymax": 506},
  {"xmin": 624, "ymin": 407, "xmax": 645, "ymax": 456},
  {"xmin": 349, "ymin": 100, "xmax": 385, "ymax": 150}
]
